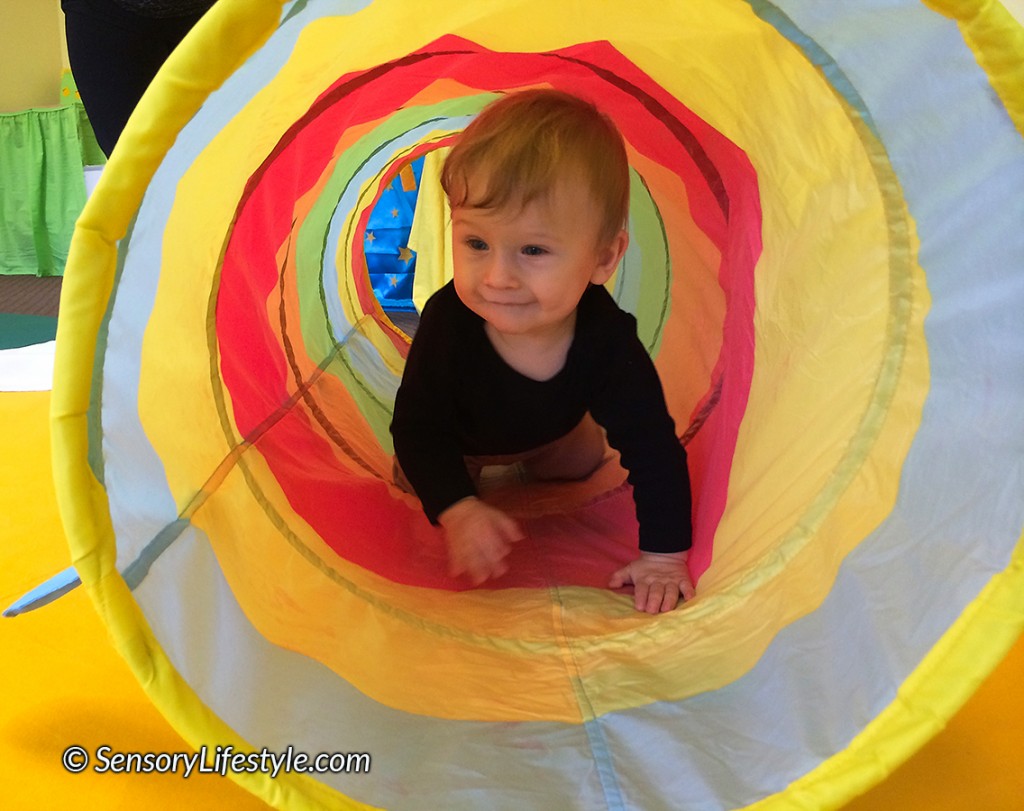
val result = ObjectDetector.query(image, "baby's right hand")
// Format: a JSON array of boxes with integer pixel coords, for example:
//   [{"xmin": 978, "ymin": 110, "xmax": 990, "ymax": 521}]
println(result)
[{"xmin": 439, "ymin": 497, "xmax": 524, "ymax": 585}]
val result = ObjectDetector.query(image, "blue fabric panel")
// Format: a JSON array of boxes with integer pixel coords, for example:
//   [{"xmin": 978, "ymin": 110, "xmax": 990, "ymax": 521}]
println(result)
[{"xmin": 366, "ymin": 156, "xmax": 423, "ymax": 312}]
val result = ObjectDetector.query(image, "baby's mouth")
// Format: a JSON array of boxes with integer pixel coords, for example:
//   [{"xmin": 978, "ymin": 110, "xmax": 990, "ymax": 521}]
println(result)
[{"xmin": 484, "ymin": 297, "xmax": 532, "ymax": 307}]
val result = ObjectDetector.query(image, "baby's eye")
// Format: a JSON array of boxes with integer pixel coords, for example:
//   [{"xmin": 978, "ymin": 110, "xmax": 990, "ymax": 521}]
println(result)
[
  {"xmin": 521, "ymin": 245, "xmax": 548, "ymax": 257},
  {"xmin": 465, "ymin": 238, "xmax": 489, "ymax": 252}
]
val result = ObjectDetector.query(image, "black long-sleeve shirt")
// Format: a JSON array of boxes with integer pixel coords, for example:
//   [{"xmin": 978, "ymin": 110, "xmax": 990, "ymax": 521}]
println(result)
[{"xmin": 390, "ymin": 281, "xmax": 692, "ymax": 553}]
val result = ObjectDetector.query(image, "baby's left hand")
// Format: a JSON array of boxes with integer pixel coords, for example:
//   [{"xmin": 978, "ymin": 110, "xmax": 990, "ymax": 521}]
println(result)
[{"xmin": 609, "ymin": 551, "xmax": 695, "ymax": 614}]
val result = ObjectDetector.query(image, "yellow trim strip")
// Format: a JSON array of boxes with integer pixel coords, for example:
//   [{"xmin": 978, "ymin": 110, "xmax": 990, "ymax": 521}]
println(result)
[
  {"xmin": 924, "ymin": 0, "xmax": 1024, "ymax": 137},
  {"xmin": 743, "ymin": 529, "xmax": 1024, "ymax": 810}
]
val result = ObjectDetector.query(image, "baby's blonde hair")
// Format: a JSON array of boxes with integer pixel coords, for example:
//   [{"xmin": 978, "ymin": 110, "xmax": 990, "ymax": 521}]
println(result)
[{"xmin": 441, "ymin": 89, "xmax": 629, "ymax": 244}]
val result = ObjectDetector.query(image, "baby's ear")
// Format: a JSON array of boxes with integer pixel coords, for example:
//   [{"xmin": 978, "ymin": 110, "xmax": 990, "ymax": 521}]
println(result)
[{"xmin": 592, "ymin": 229, "xmax": 629, "ymax": 285}]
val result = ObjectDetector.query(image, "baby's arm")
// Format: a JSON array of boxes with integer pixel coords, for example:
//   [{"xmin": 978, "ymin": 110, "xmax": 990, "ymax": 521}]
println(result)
[
  {"xmin": 391, "ymin": 286, "xmax": 477, "ymax": 511},
  {"xmin": 439, "ymin": 497, "xmax": 525, "ymax": 585},
  {"xmin": 584, "ymin": 294, "xmax": 695, "ymax": 612},
  {"xmin": 609, "ymin": 552, "xmax": 695, "ymax": 614},
  {"xmin": 392, "ymin": 287, "xmax": 525, "ymax": 585}
]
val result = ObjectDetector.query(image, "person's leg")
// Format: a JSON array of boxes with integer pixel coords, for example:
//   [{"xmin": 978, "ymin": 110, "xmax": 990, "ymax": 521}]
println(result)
[
  {"xmin": 393, "ymin": 414, "xmax": 605, "ymax": 495},
  {"xmin": 523, "ymin": 413, "xmax": 606, "ymax": 482},
  {"xmin": 62, "ymin": 0, "xmax": 206, "ymax": 156}
]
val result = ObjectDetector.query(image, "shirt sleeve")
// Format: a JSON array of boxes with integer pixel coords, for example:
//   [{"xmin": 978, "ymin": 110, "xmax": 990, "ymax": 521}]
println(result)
[
  {"xmin": 390, "ymin": 288, "xmax": 478, "ymax": 523},
  {"xmin": 588, "ymin": 309, "xmax": 693, "ymax": 554}
]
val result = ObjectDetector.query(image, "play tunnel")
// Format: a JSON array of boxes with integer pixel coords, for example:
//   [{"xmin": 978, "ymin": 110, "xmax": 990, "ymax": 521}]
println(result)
[{"xmin": 49, "ymin": 0, "xmax": 1024, "ymax": 808}]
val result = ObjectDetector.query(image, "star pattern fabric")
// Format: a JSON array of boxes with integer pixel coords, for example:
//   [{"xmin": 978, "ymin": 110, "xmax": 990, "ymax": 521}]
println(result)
[{"xmin": 366, "ymin": 156, "xmax": 424, "ymax": 311}]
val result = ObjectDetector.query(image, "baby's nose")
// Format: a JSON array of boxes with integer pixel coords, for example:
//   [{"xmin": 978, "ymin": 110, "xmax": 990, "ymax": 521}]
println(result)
[{"xmin": 483, "ymin": 255, "xmax": 517, "ymax": 287}]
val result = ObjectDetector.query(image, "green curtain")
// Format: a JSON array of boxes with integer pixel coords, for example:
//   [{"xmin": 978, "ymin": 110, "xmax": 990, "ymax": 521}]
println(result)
[{"xmin": 0, "ymin": 105, "xmax": 89, "ymax": 276}]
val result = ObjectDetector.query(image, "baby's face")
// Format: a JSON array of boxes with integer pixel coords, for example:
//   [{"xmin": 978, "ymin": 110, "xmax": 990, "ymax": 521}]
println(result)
[{"xmin": 451, "ymin": 180, "xmax": 627, "ymax": 343}]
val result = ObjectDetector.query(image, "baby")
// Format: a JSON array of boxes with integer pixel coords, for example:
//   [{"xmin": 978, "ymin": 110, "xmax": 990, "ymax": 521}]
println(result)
[{"xmin": 390, "ymin": 89, "xmax": 694, "ymax": 613}]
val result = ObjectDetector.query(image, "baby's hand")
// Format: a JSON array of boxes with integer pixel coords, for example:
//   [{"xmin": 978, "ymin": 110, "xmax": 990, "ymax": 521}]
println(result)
[
  {"xmin": 609, "ymin": 551, "xmax": 695, "ymax": 614},
  {"xmin": 439, "ymin": 497, "xmax": 525, "ymax": 585}
]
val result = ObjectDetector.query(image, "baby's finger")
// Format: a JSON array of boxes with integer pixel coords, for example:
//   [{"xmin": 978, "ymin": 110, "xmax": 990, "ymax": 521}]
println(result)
[
  {"xmin": 659, "ymin": 586, "xmax": 681, "ymax": 614},
  {"xmin": 643, "ymin": 582, "xmax": 670, "ymax": 614},
  {"xmin": 459, "ymin": 552, "xmax": 483, "ymax": 584},
  {"xmin": 634, "ymin": 580, "xmax": 656, "ymax": 613},
  {"xmin": 679, "ymin": 574, "xmax": 696, "ymax": 602},
  {"xmin": 488, "ymin": 557, "xmax": 509, "ymax": 581},
  {"xmin": 447, "ymin": 548, "xmax": 468, "ymax": 579},
  {"xmin": 468, "ymin": 553, "xmax": 499, "ymax": 585},
  {"xmin": 453, "ymin": 540, "xmax": 492, "ymax": 583},
  {"xmin": 497, "ymin": 515, "xmax": 526, "ymax": 544},
  {"xmin": 477, "ymin": 536, "xmax": 513, "ymax": 582},
  {"xmin": 608, "ymin": 565, "xmax": 633, "ymax": 589}
]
